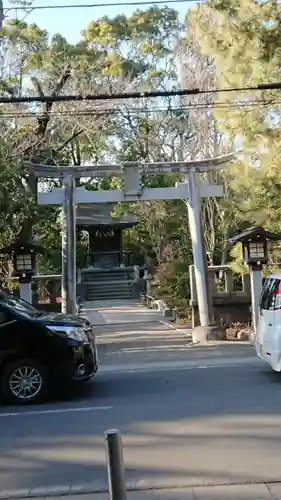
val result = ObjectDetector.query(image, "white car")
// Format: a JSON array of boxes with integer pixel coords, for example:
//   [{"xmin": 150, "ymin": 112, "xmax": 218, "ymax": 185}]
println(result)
[{"xmin": 256, "ymin": 273, "xmax": 281, "ymax": 371}]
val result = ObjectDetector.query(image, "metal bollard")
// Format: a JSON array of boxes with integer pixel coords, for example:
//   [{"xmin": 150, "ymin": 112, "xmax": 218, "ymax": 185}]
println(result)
[{"xmin": 105, "ymin": 429, "xmax": 127, "ymax": 500}]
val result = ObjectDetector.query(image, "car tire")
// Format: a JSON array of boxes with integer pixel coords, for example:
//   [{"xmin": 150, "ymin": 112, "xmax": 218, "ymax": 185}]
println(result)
[{"xmin": 1, "ymin": 358, "xmax": 49, "ymax": 405}]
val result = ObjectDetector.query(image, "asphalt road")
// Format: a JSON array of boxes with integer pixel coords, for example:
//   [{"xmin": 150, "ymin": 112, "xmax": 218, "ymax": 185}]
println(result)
[{"xmin": 0, "ymin": 336, "xmax": 280, "ymax": 494}]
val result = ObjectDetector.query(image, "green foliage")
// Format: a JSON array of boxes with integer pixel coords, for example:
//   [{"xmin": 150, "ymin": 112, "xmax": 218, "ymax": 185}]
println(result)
[
  {"xmin": 5, "ymin": 2, "xmax": 280, "ymax": 318},
  {"xmin": 184, "ymin": 0, "xmax": 281, "ymax": 276},
  {"xmin": 0, "ymin": 7, "xmax": 188, "ymax": 281}
]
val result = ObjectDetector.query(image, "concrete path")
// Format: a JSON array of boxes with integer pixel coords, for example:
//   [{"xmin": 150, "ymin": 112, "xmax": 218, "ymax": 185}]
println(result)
[
  {"xmin": 81, "ymin": 300, "xmax": 164, "ymax": 326},
  {"xmin": 8, "ymin": 483, "xmax": 281, "ymax": 500},
  {"xmin": 81, "ymin": 299, "xmax": 195, "ymax": 367}
]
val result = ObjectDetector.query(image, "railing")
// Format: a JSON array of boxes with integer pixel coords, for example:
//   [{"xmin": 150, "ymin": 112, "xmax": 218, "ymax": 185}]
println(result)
[
  {"xmin": 189, "ymin": 265, "xmax": 251, "ymax": 302},
  {"xmin": 30, "ymin": 274, "xmax": 61, "ymax": 310},
  {"xmin": 189, "ymin": 264, "xmax": 251, "ymax": 327},
  {"xmin": 30, "ymin": 263, "xmax": 138, "ymax": 306},
  {"xmin": 82, "ymin": 251, "xmax": 133, "ymax": 268}
]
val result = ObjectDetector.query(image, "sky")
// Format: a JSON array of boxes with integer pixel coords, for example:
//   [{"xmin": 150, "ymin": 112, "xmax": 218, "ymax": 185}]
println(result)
[{"xmin": 4, "ymin": 0, "xmax": 198, "ymax": 43}]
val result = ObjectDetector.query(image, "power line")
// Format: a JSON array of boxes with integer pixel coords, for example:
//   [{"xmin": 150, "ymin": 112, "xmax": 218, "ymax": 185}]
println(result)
[
  {"xmin": 0, "ymin": 99, "xmax": 276, "ymax": 118},
  {"xmin": 0, "ymin": 82, "xmax": 280, "ymax": 105},
  {"xmin": 7, "ymin": 0, "xmax": 199, "ymax": 11},
  {"xmin": 0, "ymin": 98, "xmax": 277, "ymax": 119},
  {"xmin": 0, "ymin": 102, "xmax": 273, "ymax": 118}
]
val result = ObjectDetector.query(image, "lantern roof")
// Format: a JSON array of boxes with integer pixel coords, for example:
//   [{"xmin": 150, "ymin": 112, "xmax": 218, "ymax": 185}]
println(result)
[
  {"xmin": 0, "ymin": 240, "xmax": 46, "ymax": 255},
  {"xmin": 229, "ymin": 226, "xmax": 281, "ymax": 246}
]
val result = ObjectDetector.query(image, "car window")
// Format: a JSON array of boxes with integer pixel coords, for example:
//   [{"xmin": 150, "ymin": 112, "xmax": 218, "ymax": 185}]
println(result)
[
  {"xmin": 0, "ymin": 303, "xmax": 16, "ymax": 324},
  {"xmin": 0, "ymin": 307, "xmax": 8, "ymax": 324},
  {"xmin": 260, "ymin": 278, "xmax": 280, "ymax": 311},
  {"xmin": 260, "ymin": 278, "xmax": 270, "ymax": 308},
  {"xmin": 0, "ymin": 292, "xmax": 39, "ymax": 317}
]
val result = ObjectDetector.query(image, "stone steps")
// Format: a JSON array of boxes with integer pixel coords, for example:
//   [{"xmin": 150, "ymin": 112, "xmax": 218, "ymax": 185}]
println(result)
[{"xmin": 81, "ymin": 267, "xmax": 138, "ymax": 301}]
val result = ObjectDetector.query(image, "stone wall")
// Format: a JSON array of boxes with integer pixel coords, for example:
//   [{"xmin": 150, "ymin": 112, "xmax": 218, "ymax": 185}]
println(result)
[{"xmin": 189, "ymin": 265, "xmax": 251, "ymax": 328}]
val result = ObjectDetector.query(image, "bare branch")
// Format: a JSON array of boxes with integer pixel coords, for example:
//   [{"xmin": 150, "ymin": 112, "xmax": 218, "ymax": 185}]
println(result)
[
  {"xmin": 31, "ymin": 76, "xmax": 45, "ymax": 97},
  {"xmin": 56, "ymin": 128, "xmax": 84, "ymax": 153},
  {"xmin": 52, "ymin": 64, "xmax": 72, "ymax": 96}
]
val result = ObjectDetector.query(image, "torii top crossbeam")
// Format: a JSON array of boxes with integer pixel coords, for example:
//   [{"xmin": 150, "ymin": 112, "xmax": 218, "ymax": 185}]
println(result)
[{"xmin": 24, "ymin": 153, "xmax": 234, "ymax": 179}]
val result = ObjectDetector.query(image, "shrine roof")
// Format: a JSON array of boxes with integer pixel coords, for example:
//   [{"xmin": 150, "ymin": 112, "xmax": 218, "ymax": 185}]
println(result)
[{"xmin": 76, "ymin": 203, "xmax": 138, "ymax": 228}]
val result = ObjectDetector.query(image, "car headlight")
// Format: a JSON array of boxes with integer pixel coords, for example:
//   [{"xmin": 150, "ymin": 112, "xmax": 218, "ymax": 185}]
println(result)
[{"xmin": 47, "ymin": 325, "xmax": 88, "ymax": 342}]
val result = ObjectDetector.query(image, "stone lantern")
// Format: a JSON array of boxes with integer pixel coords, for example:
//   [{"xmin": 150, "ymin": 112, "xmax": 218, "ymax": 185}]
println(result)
[
  {"xmin": 0, "ymin": 241, "xmax": 46, "ymax": 303},
  {"xmin": 229, "ymin": 226, "xmax": 281, "ymax": 336}
]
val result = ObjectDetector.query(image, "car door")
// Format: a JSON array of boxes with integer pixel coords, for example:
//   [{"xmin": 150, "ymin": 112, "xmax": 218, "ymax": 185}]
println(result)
[
  {"xmin": 258, "ymin": 277, "xmax": 279, "ymax": 359},
  {"xmin": 0, "ymin": 304, "xmax": 19, "ymax": 364}
]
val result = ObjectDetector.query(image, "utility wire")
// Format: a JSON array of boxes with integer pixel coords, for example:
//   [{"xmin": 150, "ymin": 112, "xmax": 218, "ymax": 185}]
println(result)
[
  {"xmin": 0, "ymin": 82, "xmax": 280, "ymax": 104},
  {"xmin": 0, "ymin": 98, "xmax": 278, "ymax": 114},
  {"xmin": 0, "ymin": 99, "xmax": 277, "ymax": 119},
  {"xmin": 7, "ymin": 0, "xmax": 198, "ymax": 11}
]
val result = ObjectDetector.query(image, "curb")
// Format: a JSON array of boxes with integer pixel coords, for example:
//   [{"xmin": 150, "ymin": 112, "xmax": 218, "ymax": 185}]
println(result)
[
  {"xmin": 94, "ymin": 320, "xmax": 164, "ymax": 328},
  {"xmin": 160, "ymin": 321, "xmax": 253, "ymax": 347},
  {"xmin": 159, "ymin": 320, "xmax": 192, "ymax": 336},
  {"xmin": 159, "ymin": 321, "xmax": 253, "ymax": 344},
  {"xmin": 100, "ymin": 357, "xmax": 259, "ymax": 375},
  {"xmin": 1, "ymin": 479, "xmax": 281, "ymax": 499}
]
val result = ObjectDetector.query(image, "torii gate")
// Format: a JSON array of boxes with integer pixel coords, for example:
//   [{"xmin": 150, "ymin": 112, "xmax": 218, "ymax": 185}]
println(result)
[{"xmin": 26, "ymin": 153, "xmax": 233, "ymax": 340}]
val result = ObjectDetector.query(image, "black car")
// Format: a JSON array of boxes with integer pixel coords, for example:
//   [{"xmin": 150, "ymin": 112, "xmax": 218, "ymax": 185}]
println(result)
[{"xmin": 0, "ymin": 291, "xmax": 98, "ymax": 405}]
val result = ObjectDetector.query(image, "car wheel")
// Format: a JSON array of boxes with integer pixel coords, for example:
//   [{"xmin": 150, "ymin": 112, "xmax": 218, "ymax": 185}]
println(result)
[{"xmin": 1, "ymin": 358, "xmax": 49, "ymax": 405}]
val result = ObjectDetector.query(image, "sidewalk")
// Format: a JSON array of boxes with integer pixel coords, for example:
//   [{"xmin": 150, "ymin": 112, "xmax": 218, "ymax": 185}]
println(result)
[
  {"xmin": 1, "ymin": 483, "xmax": 281, "ymax": 500},
  {"xmin": 81, "ymin": 300, "xmax": 164, "ymax": 326},
  {"xmin": 69, "ymin": 484, "xmax": 281, "ymax": 499}
]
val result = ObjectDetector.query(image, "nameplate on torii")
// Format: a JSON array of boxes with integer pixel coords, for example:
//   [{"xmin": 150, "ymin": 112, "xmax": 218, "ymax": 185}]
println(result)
[{"xmin": 37, "ymin": 182, "xmax": 224, "ymax": 205}]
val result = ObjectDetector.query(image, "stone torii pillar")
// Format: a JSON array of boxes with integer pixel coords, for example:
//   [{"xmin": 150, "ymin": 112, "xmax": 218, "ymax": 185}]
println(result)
[{"xmin": 61, "ymin": 174, "xmax": 76, "ymax": 315}]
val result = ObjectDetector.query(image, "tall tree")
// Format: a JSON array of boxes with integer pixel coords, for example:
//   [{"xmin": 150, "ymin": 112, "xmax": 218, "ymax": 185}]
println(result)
[
  {"xmin": 183, "ymin": 1, "xmax": 281, "ymax": 266},
  {"xmin": 0, "ymin": 7, "xmax": 187, "ymax": 269}
]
